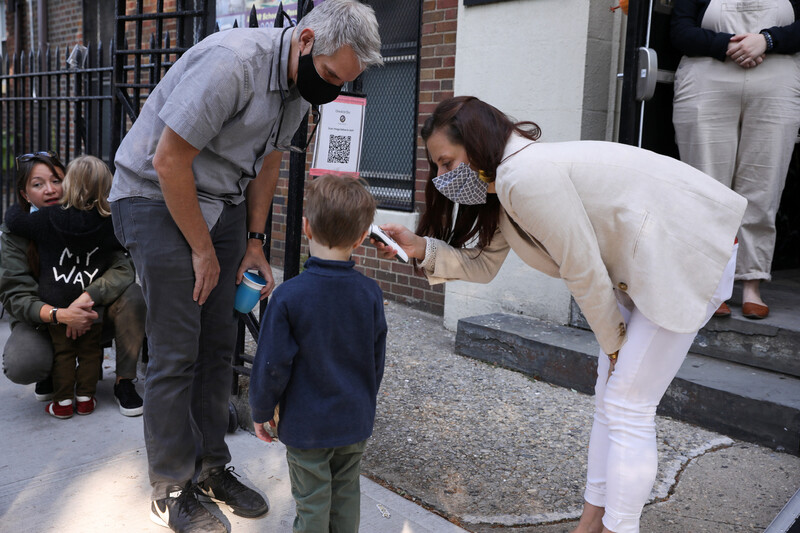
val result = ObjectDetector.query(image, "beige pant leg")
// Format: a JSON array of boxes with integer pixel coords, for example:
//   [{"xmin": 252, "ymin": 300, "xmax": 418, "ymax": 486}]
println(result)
[
  {"xmin": 674, "ymin": 56, "xmax": 800, "ymax": 280},
  {"xmin": 733, "ymin": 56, "xmax": 800, "ymax": 280},
  {"xmin": 673, "ymin": 57, "xmax": 743, "ymax": 188}
]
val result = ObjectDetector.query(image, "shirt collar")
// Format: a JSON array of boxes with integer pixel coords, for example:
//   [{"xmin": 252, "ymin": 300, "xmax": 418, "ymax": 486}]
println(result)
[{"xmin": 303, "ymin": 256, "xmax": 357, "ymax": 273}]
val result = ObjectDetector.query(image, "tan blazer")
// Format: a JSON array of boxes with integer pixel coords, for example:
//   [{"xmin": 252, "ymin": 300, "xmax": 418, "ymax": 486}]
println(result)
[{"xmin": 425, "ymin": 134, "xmax": 747, "ymax": 355}]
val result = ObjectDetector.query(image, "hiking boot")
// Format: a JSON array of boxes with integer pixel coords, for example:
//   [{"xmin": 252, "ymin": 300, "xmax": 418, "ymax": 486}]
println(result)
[
  {"xmin": 114, "ymin": 379, "xmax": 144, "ymax": 417},
  {"xmin": 150, "ymin": 483, "xmax": 226, "ymax": 533},
  {"xmin": 197, "ymin": 466, "xmax": 269, "ymax": 518},
  {"xmin": 46, "ymin": 399, "xmax": 73, "ymax": 419},
  {"xmin": 76, "ymin": 395, "xmax": 97, "ymax": 415},
  {"xmin": 34, "ymin": 377, "xmax": 54, "ymax": 402}
]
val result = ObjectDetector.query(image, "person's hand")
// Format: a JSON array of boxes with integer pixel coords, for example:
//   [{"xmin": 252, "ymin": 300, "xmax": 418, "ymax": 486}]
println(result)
[
  {"xmin": 727, "ymin": 33, "xmax": 767, "ymax": 68},
  {"xmin": 237, "ymin": 241, "xmax": 275, "ymax": 299},
  {"xmin": 371, "ymin": 223, "xmax": 427, "ymax": 261},
  {"xmin": 191, "ymin": 246, "xmax": 220, "ymax": 306},
  {"xmin": 66, "ymin": 323, "xmax": 91, "ymax": 339},
  {"xmin": 59, "ymin": 295, "xmax": 98, "ymax": 339},
  {"xmin": 254, "ymin": 419, "xmax": 277, "ymax": 443}
]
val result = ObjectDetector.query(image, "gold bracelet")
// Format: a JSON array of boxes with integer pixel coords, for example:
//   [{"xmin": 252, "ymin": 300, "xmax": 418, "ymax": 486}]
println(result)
[{"xmin": 608, "ymin": 350, "xmax": 619, "ymax": 362}]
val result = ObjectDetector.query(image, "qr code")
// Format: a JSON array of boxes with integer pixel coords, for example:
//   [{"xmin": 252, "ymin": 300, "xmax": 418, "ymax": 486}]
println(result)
[{"xmin": 327, "ymin": 134, "xmax": 351, "ymax": 164}]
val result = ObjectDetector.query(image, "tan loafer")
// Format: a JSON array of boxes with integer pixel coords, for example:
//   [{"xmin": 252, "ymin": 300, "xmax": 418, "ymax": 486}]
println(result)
[
  {"xmin": 714, "ymin": 302, "xmax": 731, "ymax": 317},
  {"xmin": 742, "ymin": 302, "xmax": 769, "ymax": 320}
]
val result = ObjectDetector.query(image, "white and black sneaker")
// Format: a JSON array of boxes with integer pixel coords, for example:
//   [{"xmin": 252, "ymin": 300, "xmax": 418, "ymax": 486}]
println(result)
[
  {"xmin": 114, "ymin": 378, "xmax": 143, "ymax": 417},
  {"xmin": 197, "ymin": 466, "xmax": 269, "ymax": 518},
  {"xmin": 150, "ymin": 483, "xmax": 226, "ymax": 533}
]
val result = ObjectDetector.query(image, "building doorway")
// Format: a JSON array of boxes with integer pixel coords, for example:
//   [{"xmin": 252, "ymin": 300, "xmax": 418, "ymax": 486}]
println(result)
[{"xmin": 618, "ymin": 0, "xmax": 800, "ymax": 275}]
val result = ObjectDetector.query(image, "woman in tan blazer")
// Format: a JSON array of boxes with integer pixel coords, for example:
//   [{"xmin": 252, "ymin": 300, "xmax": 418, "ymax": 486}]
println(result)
[{"xmin": 377, "ymin": 97, "xmax": 746, "ymax": 533}]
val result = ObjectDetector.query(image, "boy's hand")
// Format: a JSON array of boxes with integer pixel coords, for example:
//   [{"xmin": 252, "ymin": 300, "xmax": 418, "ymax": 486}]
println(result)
[{"xmin": 254, "ymin": 419, "xmax": 277, "ymax": 443}]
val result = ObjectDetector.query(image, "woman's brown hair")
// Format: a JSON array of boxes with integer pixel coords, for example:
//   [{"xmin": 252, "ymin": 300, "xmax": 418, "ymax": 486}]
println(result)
[
  {"xmin": 417, "ymin": 96, "xmax": 540, "ymax": 249},
  {"xmin": 14, "ymin": 153, "xmax": 66, "ymax": 278}
]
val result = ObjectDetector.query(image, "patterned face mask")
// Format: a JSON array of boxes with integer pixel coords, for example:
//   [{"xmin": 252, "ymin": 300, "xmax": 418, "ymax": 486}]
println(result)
[{"xmin": 432, "ymin": 162, "xmax": 488, "ymax": 205}]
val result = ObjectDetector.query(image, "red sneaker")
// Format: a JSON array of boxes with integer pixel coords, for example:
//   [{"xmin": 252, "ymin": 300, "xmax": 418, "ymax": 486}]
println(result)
[
  {"xmin": 76, "ymin": 396, "xmax": 97, "ymax": 415},
  {"xmin": 47, "ymin": 399, "xmax": 74, "ymax": 419}
]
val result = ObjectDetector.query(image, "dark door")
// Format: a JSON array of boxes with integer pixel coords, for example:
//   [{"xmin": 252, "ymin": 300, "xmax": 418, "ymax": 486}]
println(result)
[{"xmin": 618, "ymin": 0, "xmax": 800, "ymax": 272}]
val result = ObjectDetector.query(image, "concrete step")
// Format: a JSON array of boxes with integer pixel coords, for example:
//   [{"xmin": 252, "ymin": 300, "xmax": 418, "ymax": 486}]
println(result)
[
  {"xmin": 691, "ymin": 277, "xmax": 800, "ymax": 378},
  {"xmin": 455, "ymin": 313, "xmax": 800, "ymax": 455}
]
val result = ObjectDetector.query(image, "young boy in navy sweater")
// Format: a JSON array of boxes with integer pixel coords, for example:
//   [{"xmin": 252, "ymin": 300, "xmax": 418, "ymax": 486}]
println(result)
[{"xmin": 249, "ymin": 174, "xmax": 387, "ymax": 532}]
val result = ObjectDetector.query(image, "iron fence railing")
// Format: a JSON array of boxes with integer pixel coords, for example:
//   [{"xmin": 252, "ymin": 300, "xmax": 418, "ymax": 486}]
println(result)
[{"xmin": 0, "ymin": 43, "xmax": 115, "ymax": 217}]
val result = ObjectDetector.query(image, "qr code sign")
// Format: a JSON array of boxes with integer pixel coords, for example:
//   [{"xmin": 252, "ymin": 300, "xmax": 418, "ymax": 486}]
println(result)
[{"xmin": 327, "ymin": 134, "xmax": 351, "ymax": 164}]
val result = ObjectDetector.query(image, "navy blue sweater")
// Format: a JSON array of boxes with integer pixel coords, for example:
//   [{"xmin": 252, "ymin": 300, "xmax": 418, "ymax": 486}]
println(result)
[
  {"xmin": 671, "ymin": 0, "xmax": 800, "ymax": 60},
  {"xmin": 249, "ymin": 256, "xmax": 387, "ymax": 449}
]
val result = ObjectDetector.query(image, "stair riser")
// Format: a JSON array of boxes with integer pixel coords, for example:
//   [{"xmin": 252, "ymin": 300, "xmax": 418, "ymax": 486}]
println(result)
[
  {"xmin": 455, "ymin": 328, "xmax": 597, "ymax": 395},
  {"xmin": 660, "ymin": 382, "xmax": 800, "ymax": 454},
  {"xmin": 692, "ymin": 329, "xmax": 800, "ymax": 378}
]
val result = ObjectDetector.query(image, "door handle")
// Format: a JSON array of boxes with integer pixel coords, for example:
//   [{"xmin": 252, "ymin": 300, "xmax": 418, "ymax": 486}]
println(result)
[{"xmin": 636, "ymin": 47, "xmax": 658, "ymax": 102}]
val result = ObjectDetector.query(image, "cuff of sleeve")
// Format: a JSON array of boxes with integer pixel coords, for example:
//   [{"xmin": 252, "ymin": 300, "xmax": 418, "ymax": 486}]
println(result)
[
  {"xmin": 250, "ymin": 406, "xmax": 273, "ymax": 424},
  {"xmin": 29, "ymin": 302, "xmax": 46, "ymax": 324},
  {"xmin": 85, "ymin": 287, "xmax": 101, "ymax": 303},
  {"xmin": 713, "ymin": 33, "xmax": 735, "ymax": 61},
  {"xmin": 419, "ymin": 237, "xmax": 437, "ymax": 271}
]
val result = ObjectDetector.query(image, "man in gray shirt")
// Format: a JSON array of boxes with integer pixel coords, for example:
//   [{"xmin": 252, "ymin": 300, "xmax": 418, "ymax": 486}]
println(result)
[{"xmin": 110, "ymin": 1, "xmax": 382, "ymax": 531}]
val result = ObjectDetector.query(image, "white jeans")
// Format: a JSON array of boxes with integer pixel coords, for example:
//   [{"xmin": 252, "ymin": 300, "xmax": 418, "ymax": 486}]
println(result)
[{"xmin": 583, "ymin": 246, "xmax": 737, "ymax": 533}]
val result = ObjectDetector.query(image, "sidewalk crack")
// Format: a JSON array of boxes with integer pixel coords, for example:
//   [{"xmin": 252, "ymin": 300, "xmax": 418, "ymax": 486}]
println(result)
[{"xmin": 650, "ymin": 437, "xmax": 735, "ymax": 505}]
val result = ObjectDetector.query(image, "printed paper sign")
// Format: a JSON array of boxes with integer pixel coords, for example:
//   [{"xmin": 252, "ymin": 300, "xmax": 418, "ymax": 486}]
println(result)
[{"xmin": 310, "ymin": 95, "xmax": 366, "ymax": 177}]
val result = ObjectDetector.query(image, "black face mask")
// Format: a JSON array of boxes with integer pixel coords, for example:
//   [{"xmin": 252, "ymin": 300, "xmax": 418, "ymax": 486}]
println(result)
[{"xmin": 296, "ymin": 47, "xmax": 343, "ymax": 105}]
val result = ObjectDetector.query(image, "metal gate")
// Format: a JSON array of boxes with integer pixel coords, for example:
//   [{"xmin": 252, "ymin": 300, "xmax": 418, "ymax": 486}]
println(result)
[{"xmin": 111, "ymin": 0, "xmax": 213, "ymax": 149}]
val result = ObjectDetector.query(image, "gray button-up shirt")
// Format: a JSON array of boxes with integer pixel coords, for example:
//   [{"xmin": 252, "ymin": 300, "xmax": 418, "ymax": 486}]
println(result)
[{"xmin": 110, "ymin": 27, "xmax": 309, "ymax": 229}]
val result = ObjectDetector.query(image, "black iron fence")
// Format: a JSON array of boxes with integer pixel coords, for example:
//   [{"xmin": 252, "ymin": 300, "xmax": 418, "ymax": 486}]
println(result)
[
  {"xmin": 0, "ymin": 43, "xmax": 115, "ymax": 217},
  {"xmin": 112, "ymin": 0, "xmax": 212, "ymax": 148}
]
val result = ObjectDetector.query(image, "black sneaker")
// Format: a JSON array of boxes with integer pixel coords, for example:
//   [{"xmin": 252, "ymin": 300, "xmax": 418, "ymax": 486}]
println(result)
[
  {"xmin": 150, "ymin": 483, "xmax": 226, "ymax": 533},
  {"xmin": 197, "ymin": 466, "xmax": 269, "ymax": 518},
  {"xmin": 114, "ymin": 379, "xmax": 143, "ymax": 417},
  {"xmin": 34, "ymin": 376, "xmax": 53, "ymax": 402}
]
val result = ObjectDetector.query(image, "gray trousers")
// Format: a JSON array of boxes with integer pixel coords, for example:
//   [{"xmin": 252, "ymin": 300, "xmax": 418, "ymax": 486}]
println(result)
[
  {"xmin": 2, "ymin": 282, "xmax": 146, "ymax": 384},
  {"xmin": 112, "ymin": 197, "xmax": 245, "ymax": 498}
]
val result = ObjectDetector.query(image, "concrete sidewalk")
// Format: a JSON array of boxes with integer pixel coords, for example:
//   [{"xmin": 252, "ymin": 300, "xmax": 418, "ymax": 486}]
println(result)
[{"xmin": 0, "ymin": 316, "xmax": 466, "ymax": 533}]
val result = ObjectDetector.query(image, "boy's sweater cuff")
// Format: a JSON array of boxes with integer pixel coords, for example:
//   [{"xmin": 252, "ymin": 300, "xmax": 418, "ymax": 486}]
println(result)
[{"xmin": 250, "ymin": 406, "xmax": 274, "ymax": 424}]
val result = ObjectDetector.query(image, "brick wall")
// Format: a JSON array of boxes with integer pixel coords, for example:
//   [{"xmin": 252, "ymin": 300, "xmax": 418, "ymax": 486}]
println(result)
[
  {"xmin": 47, "ymin": 0, "xmax": 83, "ymax": 49},
  {"xmin": 5, "ymin": 0, "xmax": 84, "ymax": 57},
  {"xmin": 417, "ymin": 0, "xmax": 457, "ymax": 205}
]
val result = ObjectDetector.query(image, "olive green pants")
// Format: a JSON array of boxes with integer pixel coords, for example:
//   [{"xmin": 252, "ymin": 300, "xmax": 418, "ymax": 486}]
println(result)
[{"xmin": 285, "ymin": 440, "xmax": 367, "ymax": 533}]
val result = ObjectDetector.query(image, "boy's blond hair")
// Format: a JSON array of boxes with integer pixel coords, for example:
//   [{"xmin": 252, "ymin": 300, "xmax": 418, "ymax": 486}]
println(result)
[
  {"xmin": 60, "ymin": 155, "xmax": 113, "ymax": 216},
  {"xmin": 305, "ymin": 174, "xmax": 376, "ymax": 248}
]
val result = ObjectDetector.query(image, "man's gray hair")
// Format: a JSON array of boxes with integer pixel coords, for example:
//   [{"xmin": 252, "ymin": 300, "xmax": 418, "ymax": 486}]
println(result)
[{"xmin": 297, "ymin": 0, "xmax": 383, "ymax": 69}]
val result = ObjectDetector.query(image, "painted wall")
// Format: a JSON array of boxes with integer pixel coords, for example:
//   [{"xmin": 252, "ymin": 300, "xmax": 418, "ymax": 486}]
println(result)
[{"xmin": 443, "ymin": 0, "xmax": 624, "ymax": 330}]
